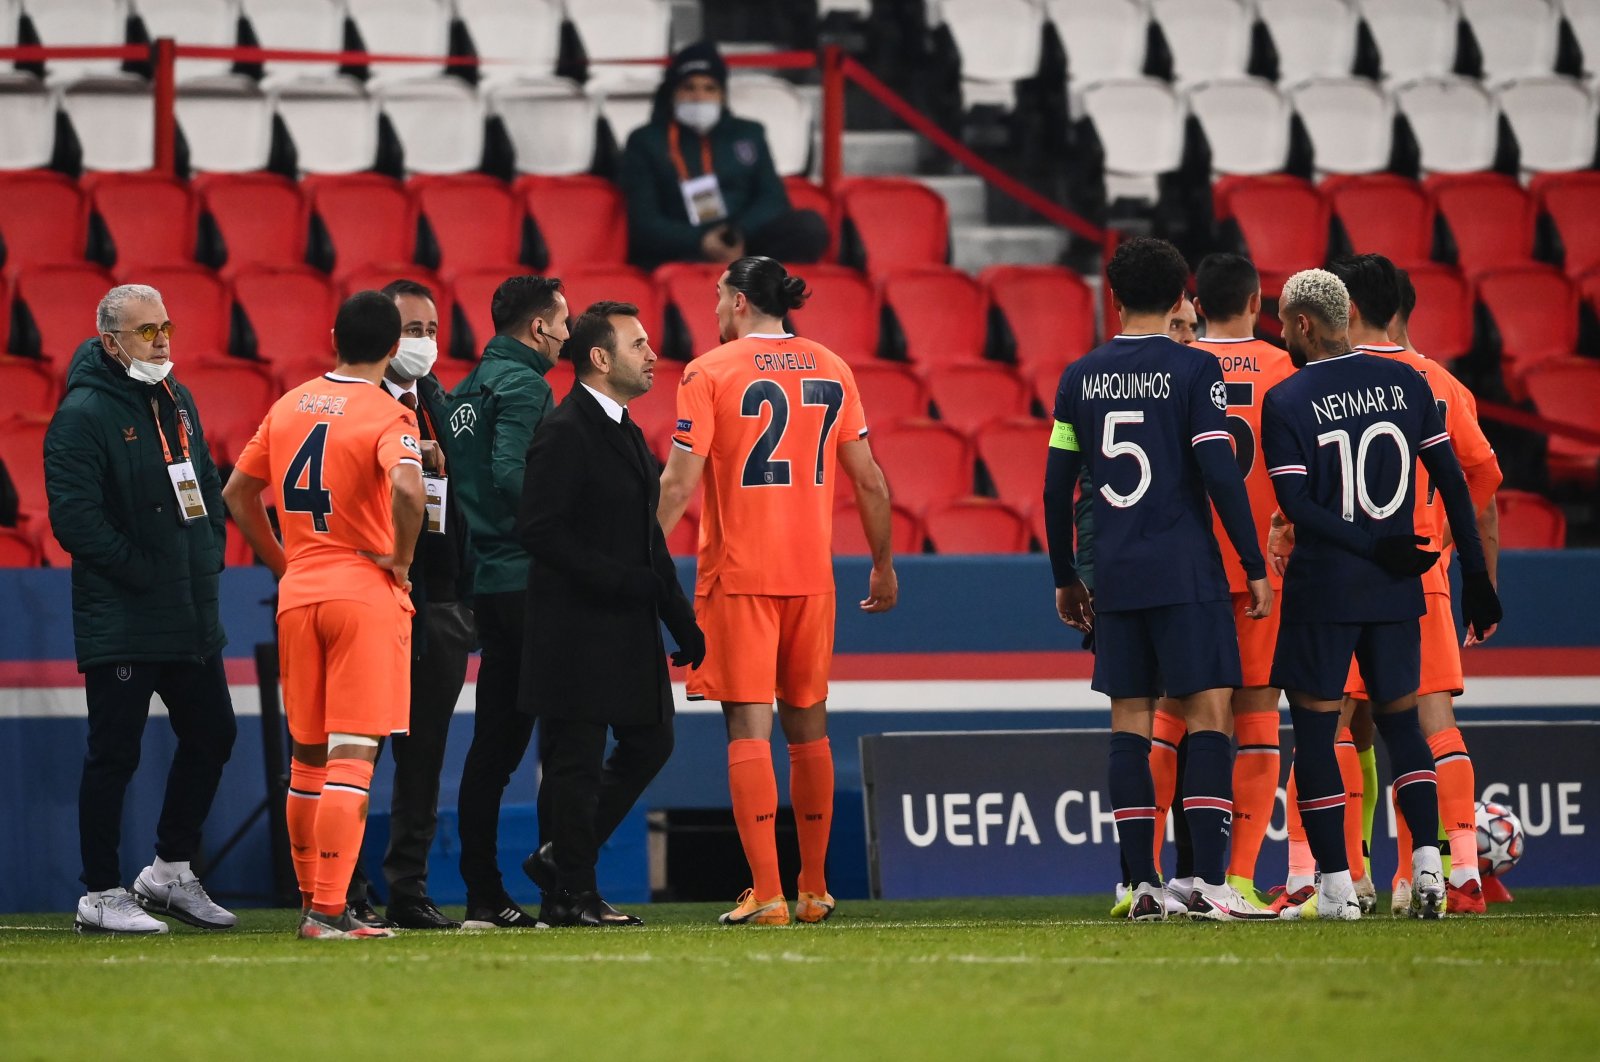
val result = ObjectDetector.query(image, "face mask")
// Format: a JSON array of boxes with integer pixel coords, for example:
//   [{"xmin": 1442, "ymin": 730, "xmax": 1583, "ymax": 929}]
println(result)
[
  {"xmin": 675, "ymin": 100, "xmax": 722, "ymax": 134},
  {"xmin": 391, "ymin": 336, "xmax": 438, "ymax": 381},
  {"xmin": 113, "ymin": 340, "xmax": 173, "ymax": 385}
]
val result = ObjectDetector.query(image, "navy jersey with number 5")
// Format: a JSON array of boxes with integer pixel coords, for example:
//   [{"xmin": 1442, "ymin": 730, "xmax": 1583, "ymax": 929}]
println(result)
[
  {"xmin": 1261, "ymin": 352, "xmax": 1447, "ymax": 623},
  {"xmin": 1052, "ymin": 334, "xmax": 1243, "ymax": 612}
]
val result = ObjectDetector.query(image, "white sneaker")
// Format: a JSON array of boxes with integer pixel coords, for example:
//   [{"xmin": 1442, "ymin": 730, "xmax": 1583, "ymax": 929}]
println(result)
[
  {"xmin": 1186, "ymin": 879, "xmax": 1281, "ymax": 922},
  {"xmin": 1128, "ymin": 882, "xmax": 1167, "ymax": 921},
  {"xmin": 1162, "ymin": 879, "xmax": 1193, "ymax": 917},
  {"xmin": 76, "ymin": 888, "xmax": 169, "ymax": 935},
  {"xmin": 1391, "ymin": 879, "xmax": 1412, "ymax": 915},
  {"xmin": 134, "ymin": 865, "xmax": 237, "ymax": 930},
  {"xmin": 1410, "ymin": 868, "xmax": 1446, "ymax": 919},
  {"xmin": 1279, "ymin": 888, "xmax": 1362, "ymax": 921},
  {"xmin": 1354, "ymin": 874, "xmax": 1377, "ymax": 914}
]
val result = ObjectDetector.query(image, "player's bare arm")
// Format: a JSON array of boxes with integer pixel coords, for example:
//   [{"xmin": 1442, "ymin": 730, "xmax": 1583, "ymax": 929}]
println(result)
[
  {"xmin": 220, "ymin": 467, "xmax": 287, "ymax": 579},
  {"xmin": 839, "ymin": 437, "xmax": 897, "ymax": 613},
  {"xmin": 363, "ymin": 462, "xmax": 425, "ymax": 593},
  {"xmin": 657, "ymin": 447, "xmax": 706, "ymax": 536}
]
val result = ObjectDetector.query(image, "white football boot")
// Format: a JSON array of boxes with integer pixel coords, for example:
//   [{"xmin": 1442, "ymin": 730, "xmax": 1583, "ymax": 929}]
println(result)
[
  {"xmin": 1128, "ymin": 882, "xmax": 1167, "ymax": 921},
  {"xmin": 1391, "ymin": 878, "xmax": 1412, "ymax": 916},
  {"xmin": 1186, "ymin": 879, "xmax": 1282, "ymax": 921},
  {"xmin": 134, "ymin": 865, "xmax": 237, "ymax": 930},
  {"xmin": 76, "ymin": 888, "xmax": 169, "ymax": 935}
]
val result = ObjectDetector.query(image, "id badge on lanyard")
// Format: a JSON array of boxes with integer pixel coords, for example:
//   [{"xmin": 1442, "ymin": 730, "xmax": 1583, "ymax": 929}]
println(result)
[
  {"xmin": 670, "ymin": 124, "xmax": 727, "ymax": 225},
  {"xmin": 423, "ymin": 474, "xmax": 448, "ymax": 535},
  {"xmin": 151, "ymin": 391, "xmax": 207, "ymax": 524}
]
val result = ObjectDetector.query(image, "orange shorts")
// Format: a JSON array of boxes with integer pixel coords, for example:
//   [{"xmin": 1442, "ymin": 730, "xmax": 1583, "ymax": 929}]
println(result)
[
  {"xmin": 687, "ymin": 588, "xmax": 835, "ymax": 707},
  {"xmin": 279, "ymin": 595, "xmax": 413, "ymax": 745},
  {"xmin": 1234, "ymin": 590, "xmax": 1281, "ymax": 689},
  {"xmin": 1345, "ymin": 592, "xmax": 1463, "ymax": 700}
]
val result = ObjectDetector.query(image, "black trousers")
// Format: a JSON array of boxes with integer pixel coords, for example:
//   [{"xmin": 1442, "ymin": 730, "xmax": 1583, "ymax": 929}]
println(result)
[
  {"xmin": 746, "ymin": 209, "xmax": 830, "ymax": 264},
  {"xmin": 456, "ymin": 590, "xmax": 536, "ymax": 903},
  {"xmin": 537, "ymin": 715, "xmax": 674, "ymax": 894},
  {"xmin": 79, "ymin": 655, "xmax": 237, "ymax": 891}
]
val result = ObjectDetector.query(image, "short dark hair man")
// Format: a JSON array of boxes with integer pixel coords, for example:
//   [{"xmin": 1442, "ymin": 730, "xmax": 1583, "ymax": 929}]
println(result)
[
  {"xmin": 516, "ymin": 301, "xmax": 703, "ymax": 926},
  {"xmin": 444, "ymin": 274, "xmax": 569, "ymax": 928}
]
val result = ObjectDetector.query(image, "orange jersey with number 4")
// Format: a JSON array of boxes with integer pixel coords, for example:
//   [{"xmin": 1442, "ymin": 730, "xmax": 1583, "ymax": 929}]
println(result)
[
  {"xmin": 1195, "ymin": 337, "xmax": 1295, "ymax": 592},
  {"xmin": 673, "ymin": 334, "xmax": 868, "ymax": 597},
  {"xmin": 235, "ymin": 373, "xmax": 423, "ymax": 613},
  {"xmin": 1356, "ymin": 344, "xmax": 1500, "ymax": 596}
]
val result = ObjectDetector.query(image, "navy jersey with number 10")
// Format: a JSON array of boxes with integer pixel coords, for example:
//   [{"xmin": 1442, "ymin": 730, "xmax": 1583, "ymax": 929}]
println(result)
[{"xmin": 1052, "ymin": 334, "xmax": 1237, "ymax": 612}]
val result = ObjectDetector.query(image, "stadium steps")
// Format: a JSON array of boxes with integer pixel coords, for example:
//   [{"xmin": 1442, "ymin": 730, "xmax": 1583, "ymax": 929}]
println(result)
[
  {"xmin": 951, "ymin": 224, "xmax": 1070, "ymax": 271},
  {"xmin": 841, "ymin": 130, "xmax": 922, "ymax": 174}
]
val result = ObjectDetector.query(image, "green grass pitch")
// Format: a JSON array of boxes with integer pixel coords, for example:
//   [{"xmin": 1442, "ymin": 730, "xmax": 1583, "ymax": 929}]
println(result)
[{"xmin": 3, "ymin": 889, "xmax": 1597, "ymax": 1060}]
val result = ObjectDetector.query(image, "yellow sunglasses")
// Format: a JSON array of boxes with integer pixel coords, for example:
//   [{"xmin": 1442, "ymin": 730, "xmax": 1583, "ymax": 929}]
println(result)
[{"xmin": 114, "ymin": 322, "xmax": 176, "ymax": 342}]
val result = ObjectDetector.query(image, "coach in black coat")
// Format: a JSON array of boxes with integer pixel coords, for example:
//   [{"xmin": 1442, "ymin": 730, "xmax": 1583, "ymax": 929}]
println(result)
[{"xmin": 515, "ymin": 300, "xmax": 704, "ymax": 926}]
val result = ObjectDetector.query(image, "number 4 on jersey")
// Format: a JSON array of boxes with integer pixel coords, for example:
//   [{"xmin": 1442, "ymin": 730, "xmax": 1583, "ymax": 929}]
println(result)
[{"xmin": 283, "ymin": 422, "xmax": 333, "ymax": 532}]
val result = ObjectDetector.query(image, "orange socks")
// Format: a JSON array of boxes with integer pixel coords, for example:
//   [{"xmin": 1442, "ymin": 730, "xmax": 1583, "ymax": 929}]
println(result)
[
  {"xmin": 1150, "ymin": 708, "xmax": 1184, "ymax": 874},
  {"xmin": 1336, "ymin": 729, "xmax": 1366, "ymax": 882},
  {"xmin": 1284, "ymin": 769, "xmax": 1315, "ymax": 882},
  {"xmin": 1429, "ymin": 726, "xmax": 1478, "ymax": 884},
  {"xmin": 311, "ymin": 757, "xmax": 374, "ymax": 917},
  {"xmin": 729, "ymin": 739, "xmax": 783, "ymax": 900},
  {"xmin": 1228, "ymin": 712, "xmax": 1280, "ymax": 882},
  {"xmin": 788, "ymin": 738, "xmax": 834, "ymax": 896},
  {"xmin": 286, "ymin": 758, "xmax": 326, "ymax": 908}
]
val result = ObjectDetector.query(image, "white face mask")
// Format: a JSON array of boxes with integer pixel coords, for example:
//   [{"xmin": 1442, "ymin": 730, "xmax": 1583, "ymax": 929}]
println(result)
[
  {"xmin": 391, "ymin": 336, "xmax": 438, "ymax": 381},
  {"xmin": 113, "ymin": 340, "xmax": 173, "ymax": 385},
  {"xmin": 675, "ymin": 100, "xmax": 722, "ymax": 135}
]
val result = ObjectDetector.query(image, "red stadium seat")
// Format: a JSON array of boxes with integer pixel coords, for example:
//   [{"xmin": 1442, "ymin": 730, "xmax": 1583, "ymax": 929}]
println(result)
[
  {"xmin": 925, "ymin": 363, "xmax": 1031, "ymax": 436},
  {"xmin": 1523, "ymin": 358, "xmax": 1600, "ymax": 485},
  {"xmin": 339, "ymin": 266, "xmax": 452, "ymax": 363},
  {"xmin": 925, "ymin": 497, "xmax": 1031, "ymax": 554},
  {"xmin": 178, "ymin": 362, "xmax": 276, "ymax": 467},
  {"xmin": 975, "ymin": 416, "xmax": 1050, "ymax": 518},
  {"xmin": 1476, "ymin": 265, "xmax": 1579, "ymax": 398},
  {"xmin": 1214, "ymin": 175, "xmax": 1330, "ymax": 297},
  {"xmin": 0, "ymin": 415, "xmax": 50, "ymax": 515},
  {"xmin": 871, "ymin": 420, "xmax": 973, "ymax": 514},
  {"xmin": 1494, "ymin": 489, "xmax": 1567, "ymax": 549},
  {"xmin": 666, "ymin": 510, "xmax": 698, "ymax": 557},
  {"xmin": 980, "ymin": 265, "xmax": 1097, "ymax": 374},
  {"xmin": 1325, "ymin": 174, "xmax": 1434, "ymax": 264},
  {"xmin": 559, "ymin": 265, "xmax": 665, "ymax": 346},
  {"xmin": 0, "ymin": 527, "xmax": 40, "ymax": 567},
  {"xmin": 304, "ymin": 174, "xmax": 417, "ymax": 280},
  {"xmin": 1428, "ymin": 173, "xmax": 1537, "ymax": 278},
  {"xmin": 515, "ymin": 175, "xmax": 627, "ymax": 273},
  {"xmin": 0, "ymin": 356, "xmax": 60, "ymax": 416},
  {"xmin": 13, "ymin": 263, "xmax": 116, "ymax": 366},
  {"xmin": 838, "ymin": 178, "xmax": 949, "ymax": 276},
  {"xmin": 1401, "ymin": 263, "xmax": 1473, "ymax": 364},
  {"xmin": 119, "ymin": 264, "xmax": 232, "ymax": 364},
  {"xmin": 451, "ymin": 267, "xmax": 524, "ymax": 358},
  {"xmin": 832, "ymin": 500, "xmax": 925, "ymax": 556},
  {"xmin": 1027, "ymin": 361, "xmax": 1070, "ymax": 414},
  {"xmin": 656, "ymin": 262, "xmax": 726, "ymax": 359},
  {"xmin": 1535, "ymin": 171, "xmax": 1600, "ymax": 278},
  {"xmin": 850, "ymin": 362, "xmax": 927, "ymax": 429},
  {"xmin": 882, "ymin": 267, "xmax": 987, "ymax": 370},
  {"xmin": 193, "ymin": 173, "xmax": 309, "ymax": 277},
  {"xmin": 782, "ymin": 176, "xmax": 838, "ymax": 261},
  {"xmin": 787, "ymin": 264, "xmax": 879, "ymax": 363},
  {"xmin": 230, "ymin": 265, "xmax": 340, "ymax": 376},
  {"xmin": 411, "ymin": 175, "xmax": 525, "ymax": 280},
  {"xmin": 0, "ymin": 172, "xmax": 87, "ymax": 276},
  {"xmin": 84, "ymin": 173, "xmax": 198, "ymax": 271},
  {"xmin": 223, "ymin": 518, "xmax": 257, "ymax": 568},
  {"xmin": 1580, "ymin": 269, "xmax": 1600, "ymax": 322}
]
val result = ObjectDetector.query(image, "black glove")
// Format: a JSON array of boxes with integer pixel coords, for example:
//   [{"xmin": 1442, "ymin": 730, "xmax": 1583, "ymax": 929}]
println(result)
[
  {"xmin": 669, "ymin": 620, "xmax": 706, "ymax": 670},
  {"xmin": 1461, "ymin": 570, "xmax": 1503, "ymax": 640},
  {"xmin": 1372, "ymin": 534, "xmax": 1440, "ymax": 578},
  {"xmin": 619, "ymin": 567, "xmax": 659, "ymax": 602}
]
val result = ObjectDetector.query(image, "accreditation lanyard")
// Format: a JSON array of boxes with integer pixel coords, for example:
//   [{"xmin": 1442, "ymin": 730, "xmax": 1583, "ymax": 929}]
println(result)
[
  {"xmin": 404, "ymin": 392, "xmax": 449, "ymax": 536},
  {"xmin": 669, "ymin": 122, "xmax": 729, "ymax": 225},
  {"xmin": 150, "ymin": 383, "xmax": 207, "ymax": 524}
]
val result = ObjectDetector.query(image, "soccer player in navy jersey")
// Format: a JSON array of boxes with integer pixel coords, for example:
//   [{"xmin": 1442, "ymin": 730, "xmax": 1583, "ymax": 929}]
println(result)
[
  {"xmin": 1045, "ymin": 237, "xmax": 1274, "ymax": 922},
  {"xmin": 1261, "ymin": 269, "xmax": 1502, "ymax": 920}
]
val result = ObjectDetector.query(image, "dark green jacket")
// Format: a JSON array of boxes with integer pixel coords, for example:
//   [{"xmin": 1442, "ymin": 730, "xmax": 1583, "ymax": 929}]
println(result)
[
  {"xmin": 44, "ymin": 339, "xmax": 227, "ymax": 670},
  {"xmin": 444, "ymin": 335, "xmax": 557, "ymax": 596},
  {"xmin": 617, "ymin": 111, "xmax": 790, "ymax": 268}
]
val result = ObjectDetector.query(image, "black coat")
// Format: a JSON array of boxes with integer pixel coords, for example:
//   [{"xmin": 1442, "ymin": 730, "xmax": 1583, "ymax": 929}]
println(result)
[
  {"xmin": 394, "ymin": 373, "xmax": 473, "ymax": 658},
  {"xmin": 516, "ymin": 384, "xmax": 696, "ymax": 725}
]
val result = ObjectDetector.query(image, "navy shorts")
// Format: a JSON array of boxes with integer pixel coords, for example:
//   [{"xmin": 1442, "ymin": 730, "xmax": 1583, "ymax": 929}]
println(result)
[
  {"xmin": 1270, "ymin": 618, "xmax": 1421, "ymax": 705},
  {"xmin": 1091, "ymin": 600, "xmax": 1242, "ymax": 699}
]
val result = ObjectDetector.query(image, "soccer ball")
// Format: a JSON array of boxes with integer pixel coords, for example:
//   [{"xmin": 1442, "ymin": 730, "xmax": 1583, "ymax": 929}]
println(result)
[{"xmin": 1475, "ymin": 801, "xmax": 1525, "ymax": 878}]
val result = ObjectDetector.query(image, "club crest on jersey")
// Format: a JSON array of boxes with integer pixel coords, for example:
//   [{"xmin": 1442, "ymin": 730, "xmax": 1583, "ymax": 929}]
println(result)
[
  {"xmin": 450, "ymin": 404, "xmax": 477, "ymax": 437},
  {"xmin": 735, "ymin": 140, "xmax": 757, "ymax": 165},
  {"xmin": 1210, "ymin": 380, "xmax": 1228, "ymax": 410},
  {"xmin": 401, "ymin": 434, "xmax": 422, "ymax": 457}
]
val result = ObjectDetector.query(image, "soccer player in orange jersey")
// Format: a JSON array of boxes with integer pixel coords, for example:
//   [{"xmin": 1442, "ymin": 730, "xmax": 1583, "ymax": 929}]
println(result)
[
  {"xmin": 1327, "ymin": 256, "xmax": 1502, "ymax": 915},
  {"xmin": 222, "ymin": 292, "xmax": 427, "ymax": 940},
  {"xmin": 657, "ymin": 257, "xmax": 898, "ymax": 926}
]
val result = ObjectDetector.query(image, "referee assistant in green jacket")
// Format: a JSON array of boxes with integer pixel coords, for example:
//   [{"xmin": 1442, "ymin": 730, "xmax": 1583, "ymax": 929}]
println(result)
[{"xmin": 444, "ymin": 275, "xmax": 568, "ymax": 928}]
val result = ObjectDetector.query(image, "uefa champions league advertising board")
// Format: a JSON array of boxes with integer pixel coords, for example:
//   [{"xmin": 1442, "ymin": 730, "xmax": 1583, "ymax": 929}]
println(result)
[{"xmin": 861, "ymin": 723, "xmax": 1599, "ymax": 899}]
